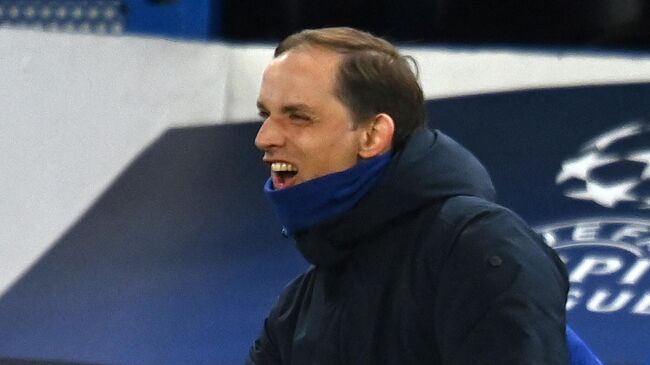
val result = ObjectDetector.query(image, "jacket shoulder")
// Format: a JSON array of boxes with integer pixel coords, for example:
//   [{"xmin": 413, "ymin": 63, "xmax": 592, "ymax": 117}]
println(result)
[
  {"xmin": 246, "ymin": 267, "xmax": 316, "ymax": 365},
  {"xmin": 435, "ymin": 195, "xmax": 566, "ymax": 291},
  {"xmin": 436, "ymin": 195, "xmax": 504, "ymax": 236},
  {"xmin": 271, "ymin": 267, "xmax": 315, "ymax": 321},
  {"xmin": 431, "ymin": 196, "xmax": 570, "ymax": 364}
]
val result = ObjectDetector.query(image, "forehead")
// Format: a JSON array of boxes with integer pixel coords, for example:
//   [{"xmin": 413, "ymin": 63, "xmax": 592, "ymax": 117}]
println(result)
[
  {"xmin": 267, "ymin": 46, "xmax": 342, "ymax": 79},
  {"xmin": 259, "ymin": 47, "xmax": 343, "ymax": 105}
]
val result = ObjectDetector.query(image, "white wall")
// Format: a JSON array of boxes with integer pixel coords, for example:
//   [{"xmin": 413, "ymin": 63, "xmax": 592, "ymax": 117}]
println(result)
[{"xmin": 0, "ymin": 29, "xmax": 230, "ymax": 296}]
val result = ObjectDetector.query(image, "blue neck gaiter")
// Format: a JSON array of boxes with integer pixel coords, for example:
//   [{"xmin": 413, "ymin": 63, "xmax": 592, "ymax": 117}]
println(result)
[{"xmin": 264, "ymin": 153, "xmax": 393, "ymax": 237}]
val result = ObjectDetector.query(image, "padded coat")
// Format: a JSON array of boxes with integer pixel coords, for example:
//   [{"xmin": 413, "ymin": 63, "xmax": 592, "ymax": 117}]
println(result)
[{"xmin": 246, "ymin": 128, "xmax": 570, "ymax": 365}]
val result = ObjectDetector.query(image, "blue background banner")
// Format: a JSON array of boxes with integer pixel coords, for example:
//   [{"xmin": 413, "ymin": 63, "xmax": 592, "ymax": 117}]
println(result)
[
  {"xmin": 435, "ymin": 82, "xmax": 650, "ymax": 364},
  {"xmin": 0, "ymin": 83, "xmax": 648, "ymax": 364}
]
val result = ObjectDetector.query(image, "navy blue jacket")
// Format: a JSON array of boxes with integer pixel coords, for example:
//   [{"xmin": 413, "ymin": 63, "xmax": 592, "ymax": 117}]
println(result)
[{"xmin": 247, "ymin": 128, "xmax": 571, "ymax": 364}]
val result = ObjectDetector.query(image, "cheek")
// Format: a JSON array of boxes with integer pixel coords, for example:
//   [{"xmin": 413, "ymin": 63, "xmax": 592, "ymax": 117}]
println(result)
[
  {"xmin": 292, "ymin": 115, "xmax": 363, "ymax": 174},
  {"xmin": 316, "ymin": 132, "xmax": 361, "ymax": 167},
  {"xmin": 298, "ymin": 124, "xmax": 356, "ymax": 153}
]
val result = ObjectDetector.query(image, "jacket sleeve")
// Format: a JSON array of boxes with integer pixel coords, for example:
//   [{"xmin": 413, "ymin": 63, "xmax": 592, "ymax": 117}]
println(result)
[{"xmin": 433, "ymin": 207, "xmax": 571, "ymax": 365}]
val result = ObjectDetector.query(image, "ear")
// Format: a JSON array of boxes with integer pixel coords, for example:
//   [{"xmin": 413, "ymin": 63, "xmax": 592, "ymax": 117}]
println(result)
[{"xmin": 358, "ymin": 113, "xmax": 395, "ymax": 159}]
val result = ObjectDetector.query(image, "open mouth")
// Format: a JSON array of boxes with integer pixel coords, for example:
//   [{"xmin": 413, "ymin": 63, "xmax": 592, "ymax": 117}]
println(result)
[{"xmin": 271, "ymin": 162, "xmax": 298, "ymax": 189}]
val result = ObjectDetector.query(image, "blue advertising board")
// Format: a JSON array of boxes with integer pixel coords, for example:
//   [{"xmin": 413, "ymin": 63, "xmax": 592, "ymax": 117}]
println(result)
[
  {"xmin": 0, "ymin": 83, "xmax": 648, "ymax": 364},
  {"xmin": 435, "ymin": 82, "xmax": 650, "ymax": 364}
]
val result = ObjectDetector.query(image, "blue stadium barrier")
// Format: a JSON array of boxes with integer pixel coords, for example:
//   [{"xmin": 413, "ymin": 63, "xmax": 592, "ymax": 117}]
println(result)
[
  {"xmin": 123, "ymin": 0, "xmax": 220, "ymax": 39},
  {"xmin": 0, "ymin": 0, "xmax": 125, "ymax": 34},
  {"xmin": 0, "ymin": 0, "xmax": 221, "ymax": 39}
]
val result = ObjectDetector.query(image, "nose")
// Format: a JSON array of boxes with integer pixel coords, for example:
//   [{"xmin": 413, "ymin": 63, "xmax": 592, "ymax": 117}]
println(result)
[{"xmin": 255, "ymin": 117, "xmax": 284, "ymax": 151}]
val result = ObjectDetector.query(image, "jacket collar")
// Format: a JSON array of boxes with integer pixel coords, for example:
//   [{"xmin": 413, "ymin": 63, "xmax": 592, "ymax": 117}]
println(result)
[{"xmin": 295, "ymin": 128, "xmax": 495, "ymax": 267}]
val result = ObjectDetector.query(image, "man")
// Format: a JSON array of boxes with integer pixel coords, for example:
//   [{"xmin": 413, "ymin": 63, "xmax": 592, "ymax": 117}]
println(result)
[{"xmin": 248, "ymin": 27, "xmax": 570, "ymax": 364}]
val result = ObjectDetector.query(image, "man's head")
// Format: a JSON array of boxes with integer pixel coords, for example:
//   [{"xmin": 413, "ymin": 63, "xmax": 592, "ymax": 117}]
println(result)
[
  {"xmin": 275, "ymin": 27, "xmax": 426, "ymax": 150},
  {"xmin": 255, "ymin": 27, "xmax": 425, "ymax": 189}
]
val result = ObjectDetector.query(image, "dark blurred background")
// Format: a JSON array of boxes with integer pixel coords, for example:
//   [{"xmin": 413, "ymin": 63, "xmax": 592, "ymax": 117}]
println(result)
[
  {"xmin": 222, "ymin": 0, "xmax": 650, "ymax": 49},
  {"xmin": 0, "ymin": 0, "xmax": 649, "ymax": 48}
]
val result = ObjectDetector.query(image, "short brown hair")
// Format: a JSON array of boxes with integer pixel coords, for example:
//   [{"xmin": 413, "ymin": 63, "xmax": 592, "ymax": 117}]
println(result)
[{"xmin": 275, "ymin": 27, "xmax": 426, "ymax": 150}]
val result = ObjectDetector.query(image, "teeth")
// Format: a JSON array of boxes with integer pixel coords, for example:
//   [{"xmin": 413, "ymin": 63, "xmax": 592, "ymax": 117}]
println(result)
[{"xmin": 271, "ymin": 162, "xmax": 297, "ymax": 172}]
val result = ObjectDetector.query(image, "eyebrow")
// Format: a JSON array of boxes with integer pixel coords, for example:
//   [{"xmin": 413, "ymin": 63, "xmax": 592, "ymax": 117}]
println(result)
[{"xmin": 256, "ymin": 100, "xmax": 316, "ymax": 115}]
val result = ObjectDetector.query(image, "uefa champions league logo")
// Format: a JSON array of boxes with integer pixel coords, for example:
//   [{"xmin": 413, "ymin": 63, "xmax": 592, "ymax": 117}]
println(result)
[
  {"xmin": 537, "ymin": 219, "xmax": 650, "ymax": 315},
  {"xmin": 536, "ymin": 121, "xmax": 650, "ymax": 316},
  {"xmin": 555, "ymin": 121, "xmax": 650, "ymax": 209}
]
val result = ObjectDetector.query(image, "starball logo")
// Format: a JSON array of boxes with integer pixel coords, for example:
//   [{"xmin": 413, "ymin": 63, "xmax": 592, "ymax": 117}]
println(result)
[
  {"xmin": 555, "ymin": 121, "xmax": 650, "ymax": 209},
  {"xmin": 536, "ymin": 122, "xmax": 650, "ymax": 316}
]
